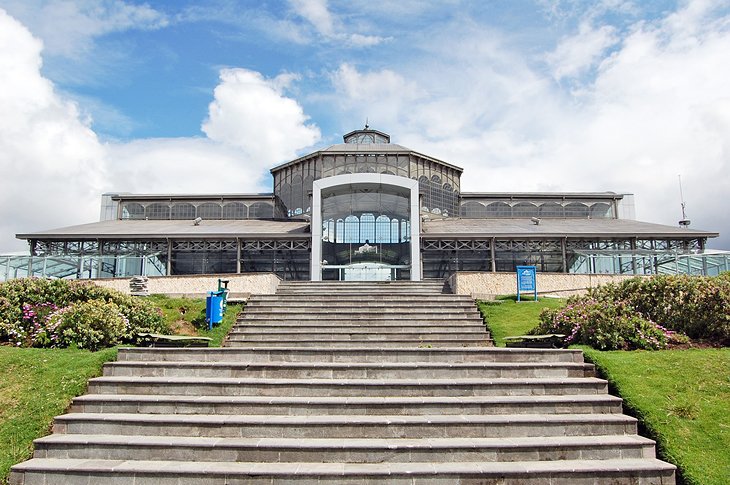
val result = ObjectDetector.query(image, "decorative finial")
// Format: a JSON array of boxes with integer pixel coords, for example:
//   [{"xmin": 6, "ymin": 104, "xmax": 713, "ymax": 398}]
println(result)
[{"xmin": 364, "ymin": 118, "xmax": 369, "ymax": 130}]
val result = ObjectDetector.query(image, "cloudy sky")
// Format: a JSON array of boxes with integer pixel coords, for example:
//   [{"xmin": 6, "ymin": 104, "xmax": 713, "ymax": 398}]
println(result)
[{"xmin": 0, "ymin": 0, "xmax": 729, "ymax": 252}]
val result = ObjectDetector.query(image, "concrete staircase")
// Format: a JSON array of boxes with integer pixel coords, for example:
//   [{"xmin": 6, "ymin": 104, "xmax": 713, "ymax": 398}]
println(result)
[{"xmin": 10, "ymin": 280, "xmax": 676, "ymax": 484}]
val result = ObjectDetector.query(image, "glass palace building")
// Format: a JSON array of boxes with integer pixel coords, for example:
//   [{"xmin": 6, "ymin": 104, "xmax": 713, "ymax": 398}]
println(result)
[{"xmin": 4, "ymin": 128, "xmax": 727, "ymax": 281}]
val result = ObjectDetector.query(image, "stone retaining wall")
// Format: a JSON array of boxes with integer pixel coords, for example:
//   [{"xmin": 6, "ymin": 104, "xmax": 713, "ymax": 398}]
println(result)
[
  {"xmin": 93, "ymin": 273, "xmax": 281, "ymax": 297},
  {"xmin": 448, "ymin": 272, "xmax": 641, "ymax": 299}
]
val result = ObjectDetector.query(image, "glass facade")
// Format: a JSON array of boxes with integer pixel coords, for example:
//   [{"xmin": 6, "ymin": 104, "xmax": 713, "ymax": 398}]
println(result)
[
  {"xmin": 119, "ymin": 198, "xmax": 286, "ymax": 220},
  {"xmin": 8, "ymin": 128, "xmax": 718, "ymax": 282},
  {"xmin": 320, "ymin": 187, "xmax": 412, "ymax": 281}
]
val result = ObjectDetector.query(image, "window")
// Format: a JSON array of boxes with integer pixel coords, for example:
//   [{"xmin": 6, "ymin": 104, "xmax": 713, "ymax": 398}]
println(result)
[{"xmin": 146, "ymin": 203, "xmax": 170, "ymax": 220}]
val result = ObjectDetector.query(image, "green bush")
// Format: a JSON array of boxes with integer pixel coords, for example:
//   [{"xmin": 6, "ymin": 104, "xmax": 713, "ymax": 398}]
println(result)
[
  {"xmin": 0, "ymin": 278, "xmax": 168, "ymax": 349},
  {"xmin": 534, "ymin": 274, "xmax": 729, "ymax": 349},
  {"xmin": 534, "ymin": 298, "xmax": 673, "ymax": 350},
  {"xmin": 49, "ymin": 301, "xmax": 128, "ymax": 351},
  {"xmin": 587, "ymin": 275, "xmax": 730, "ymax": 345}
]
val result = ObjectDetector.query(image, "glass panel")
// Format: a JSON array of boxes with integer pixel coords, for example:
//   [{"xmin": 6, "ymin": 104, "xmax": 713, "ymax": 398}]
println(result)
[
  {"xmin": 122, "ymin": 203, "xmax": 145, "ymax": 220},
  {"xmin": 171, "ymin": 203, "xmax": 196, "ymax": 220},
  {"xmin": 146, "ymin": 203, "xmax": 170, "ymax": 220},
  {"xmin": 321, "ymin": 186, "xmax": 412, "ymax": 281},
  {"xmin": 198, "ymin": 203, "xmax": 222, "ymax": 219}
]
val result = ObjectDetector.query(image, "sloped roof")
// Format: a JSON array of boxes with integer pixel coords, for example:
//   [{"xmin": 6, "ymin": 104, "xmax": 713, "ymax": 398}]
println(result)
[
  {"xmin": 17, "ymin": 219, "xmax": 310, "ymax": 240},
  {"xmin": 422, "ymin": 218, "xmax": 717, "ymax": 239}
]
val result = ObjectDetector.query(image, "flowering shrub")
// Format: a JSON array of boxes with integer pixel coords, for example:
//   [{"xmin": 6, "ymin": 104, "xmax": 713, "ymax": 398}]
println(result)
[
  {"xmin": 534, "ymin": 274, "xmax": 730, "ymax": 349},
  {"xmin": 534, "ymin": 298, "xmax": 673, "ymax": 350},
  {"xmin": 47, "ymin": 301, "xmax": 129, "ymax": 351},
  {"xmin": 0, "ymin": 278, "xmax": 168, "ymax": 349}
]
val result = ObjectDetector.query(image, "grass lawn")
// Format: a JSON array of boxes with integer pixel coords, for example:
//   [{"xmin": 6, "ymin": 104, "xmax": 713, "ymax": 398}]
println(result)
[
  {"xmin": 146, "ymin": 294, "xmax": 242, "ymax": 347},
  {"xmin": 0, "ymin": 346, "xmax": 117, "ymax": 482},
  {"xmin": 583, "ymin": 347, "xmax": 730, "ymax": 485},
  {"xmin": 476, "ymin": 295, "xmax": 566, "ymax": 346},
  {"xmin": 0, "ymin": 295, "xmax": 243, "ymax": 483},
  {"xmin": 479, "ymin": 295, "xmax": 730, "ymax": 485}
]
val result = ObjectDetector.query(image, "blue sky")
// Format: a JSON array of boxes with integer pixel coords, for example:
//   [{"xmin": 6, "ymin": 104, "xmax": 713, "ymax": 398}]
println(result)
[{"xmin": 0, "ymin": 0, "xmax": 729, "ymax": 251}]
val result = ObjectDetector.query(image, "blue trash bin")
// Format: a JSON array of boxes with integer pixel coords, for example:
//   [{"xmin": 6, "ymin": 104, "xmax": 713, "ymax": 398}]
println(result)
[{"xmin": 205, "ymin": 292, "xmax": 224, "ymax": 330}]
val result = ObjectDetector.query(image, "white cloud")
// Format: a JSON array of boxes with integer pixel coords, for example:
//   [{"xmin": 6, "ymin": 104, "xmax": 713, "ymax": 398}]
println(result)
[
  {"xmin": 288, "ymin": 0, "xmax": 387, "ymax": 46},
  {"xmin": 0, "ymin": 8, "xmax": 106, "ymax": 251},
  {"xmin": 0, "ymin": 0, "xmax": 168, "ymax": 58},
  {"xmin": 105, "ymin": 138, "xmax": 269, "ymax": 195},
  {"xmin": 0, "ymin": 8, "xmax": 321, "ymax": 252},
  {"xmin": 546, "ymin": 21, "xmax": 618, "ymax": 80},
  {"xmin": 329, "ymin": 4, "xmax": 730, "ymax": 248},
  {"xmin": 202, "ymin": 68, "xmax": 321, "ymax": 170},
  {"xmin": 288, "ymin": 0, "xmax": 334, "ymax": 37}
]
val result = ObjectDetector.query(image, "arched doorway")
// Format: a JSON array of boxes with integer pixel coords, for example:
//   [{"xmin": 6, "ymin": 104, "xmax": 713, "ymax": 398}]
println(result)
[{"xmin": 312, "ymin": 174, "xmax": 421, "ymax": 281}]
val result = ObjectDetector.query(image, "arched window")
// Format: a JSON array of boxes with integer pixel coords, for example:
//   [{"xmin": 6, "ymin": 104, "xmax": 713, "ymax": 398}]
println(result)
[
  {"xmin": 280, "ymin": 183, "xmax": 292, "ymax": 213},
  {"xmin": 390, "ymin": 219, "xmax": 400, "ymax": 242},
  {"xmin": 291, "ymin": 175, "xmax": 303, "ymax": 215},
  {"xmin": 171, "ymin": 203, "xmax": 196, "ymax": 220},
  {"xmin": 375, "ymin": 215, "xmax": 391, "ymax": 243},
  {"xmin": 323, "ymin": 218, "xmax": 336, "ymax": 242},
  {"xmin": 344, "ymin": 215, "xmax": 359, "ymax": 243},
  {"xmin": 564, "ymin": 202, "xmax": 589, "ymax": 218},
  {"xmin": 485, "ymin": 202, "xmax": 511, "ymax": 218},
  {"xmin": 418, "ymin": 176, "xmax": 430, "ymax": 210},
  {"xmin": 122, "ymin": 203, "xmax": 145, "ymax": 220},
  {"xmin": 538, "ymin": 202, "xmax": 563, "ymax": 218},
  {"xmin": 146, "ymin": 203, "xmax": 170, "ymax": 220},
  {"xmin": 512, "ymin": 202, "xmax": 538, "ymax": 218},
  {"xmin": 360, "ymin": 213, "xmax": 375, "ymax": 243},
  {"xmin": 461, "ymin": 201, "xmax": 487, "ymax": 218},
  {"xmin": 198, "ymin": 203, "xmax": 222, "ymax": 219},
  {"xmin": 401, "ymin": 220, "xmax": 411, "ymax": 242},
  {"xmin": 249, "ymin": 202, "xmax": 273, "ymax": 219},
  {"xmin": 590, "ymin": 203, "xmax": 612, "ymax": 218},
  {"xmin": 335, "ymin": 219, "xmax": 345, "ymax": 243},
  {"xmin": 222, "ymin": 202, "xmax": 247, "ymax": 220}
]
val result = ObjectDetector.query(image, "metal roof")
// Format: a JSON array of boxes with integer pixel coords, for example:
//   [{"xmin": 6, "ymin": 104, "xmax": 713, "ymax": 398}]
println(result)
[
  {"xmin": 17, "ymin": 217, "xmax": 716, "ymax": 242},
  {"xmin": 270, "ymin": 144, "xmax": 464, "ymax": 173},
  {"xmin": 17, "ymin": 219, "xmax": 310, "ymax": 240},
  {"xmin": 461, "ymin": 192, "xmax": 626, "ymax": 200},
  {"xmin": 421, "ymin": 218, "xmax": 718, "ymax": 239},
  {"xmin": 109, "ymin": 193, "xmax": 276, "ymax": 201}
]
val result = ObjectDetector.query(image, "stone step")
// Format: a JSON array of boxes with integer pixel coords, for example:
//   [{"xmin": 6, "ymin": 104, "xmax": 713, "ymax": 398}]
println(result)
[
  {"xmin": 237, "ymin": 311, "xmax": 482, "ymax": 319},
  {"xmin": 242, "ymin": 306, "xmax": 481, "ymax": 313},
  {"xmin": 223, "ymin": 338, "xmax": 491, "ymax": 348},
  {"xmin": 34, "ymin": 434, "xmax": 656, "ymax": 463},
  {"xmin": 225, "ymin": 331, "xmax": 489, "ymax": 342},
  {"xmin": 102, "ymin": 361, "xmax": 593, "ymax": 379},
  {"xmin": 229, "ymin": 323, "xmax": 486, "ymax": 332},
  {"xmin": 116, "ymin": 347, "xmax": 585, "ymax": 363},
  {"xmin": 86, "ymin": 376, "xmax": 608, "ymax": 397},
  {"xmin": 248, "ymin": 295, "xmax": 473, "ymax": 303},
  {"xmin": 9, "ymin": 458, "xmax": 677, "ymax": 485},
  {"xmin": 52, "ymin": 413, "xmax": 637, "ymax": 439},
  {"xmin": 70, "ymin": 394, "xmax": 623, "ymax": 416},
  {"xmin": 234, "ymin": 317, "xmax": 485, "ymax": 326}
]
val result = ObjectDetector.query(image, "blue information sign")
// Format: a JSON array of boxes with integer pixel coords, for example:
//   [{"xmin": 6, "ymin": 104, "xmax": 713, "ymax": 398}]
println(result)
[{"xmin": 516, "ymin": 266, "xmax": 537, "ymax": 301}]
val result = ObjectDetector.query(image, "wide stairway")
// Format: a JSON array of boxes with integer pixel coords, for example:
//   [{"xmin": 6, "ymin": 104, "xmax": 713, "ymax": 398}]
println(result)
[{"xmin": 11, "ymin": 281, "xmax": 675, "ymax": 484}]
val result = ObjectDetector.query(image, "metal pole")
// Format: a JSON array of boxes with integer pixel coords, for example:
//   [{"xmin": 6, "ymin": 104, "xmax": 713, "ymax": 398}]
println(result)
[{"xmin": 236, "ymin": 238, "xmax": 241, "ymax": 274}]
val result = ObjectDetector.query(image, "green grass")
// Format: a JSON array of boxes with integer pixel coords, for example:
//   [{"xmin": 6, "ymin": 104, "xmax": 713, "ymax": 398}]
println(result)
[
  {"xmin": 145, "ymin": 295, "xmax": 242, "ymax": 347},
  {"xmin": 0, "ymin": 346, "xmax": 117, "ymax": 483},
  {"xmin": 476, "ymin": 295, "xmax": 565, "ymax": 346},
  {"xmin": 582, "ymin": 347, "xmax": 730, "ymax": 485},
  {"xmin": 478, "ymin": 295, "xmax": 730, "ymax": 484},
  {"xmin": 0, "ymin": 295, "xmax": 243, "ymax": 482}
]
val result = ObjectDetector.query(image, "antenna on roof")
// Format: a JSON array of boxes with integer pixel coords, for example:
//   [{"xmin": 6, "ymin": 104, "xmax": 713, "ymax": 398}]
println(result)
[
  {"xmin": 678, "ymin": 175, "xmax": 691, "ymax": 228},
  {"xmin": 364, "ymin": 118, "xmax": 369, "ymax": 130}
]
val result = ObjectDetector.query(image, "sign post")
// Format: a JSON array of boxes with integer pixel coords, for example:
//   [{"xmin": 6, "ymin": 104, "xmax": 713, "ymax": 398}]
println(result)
[{"xmin": 516, "ymin": 265, "xmax": 537, "ymax": 301}]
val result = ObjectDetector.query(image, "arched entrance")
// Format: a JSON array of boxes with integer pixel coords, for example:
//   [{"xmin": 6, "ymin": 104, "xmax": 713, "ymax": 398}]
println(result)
[{"xmin": 311, "ymin": 174, "xmax": 421, "ymax": 281}]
